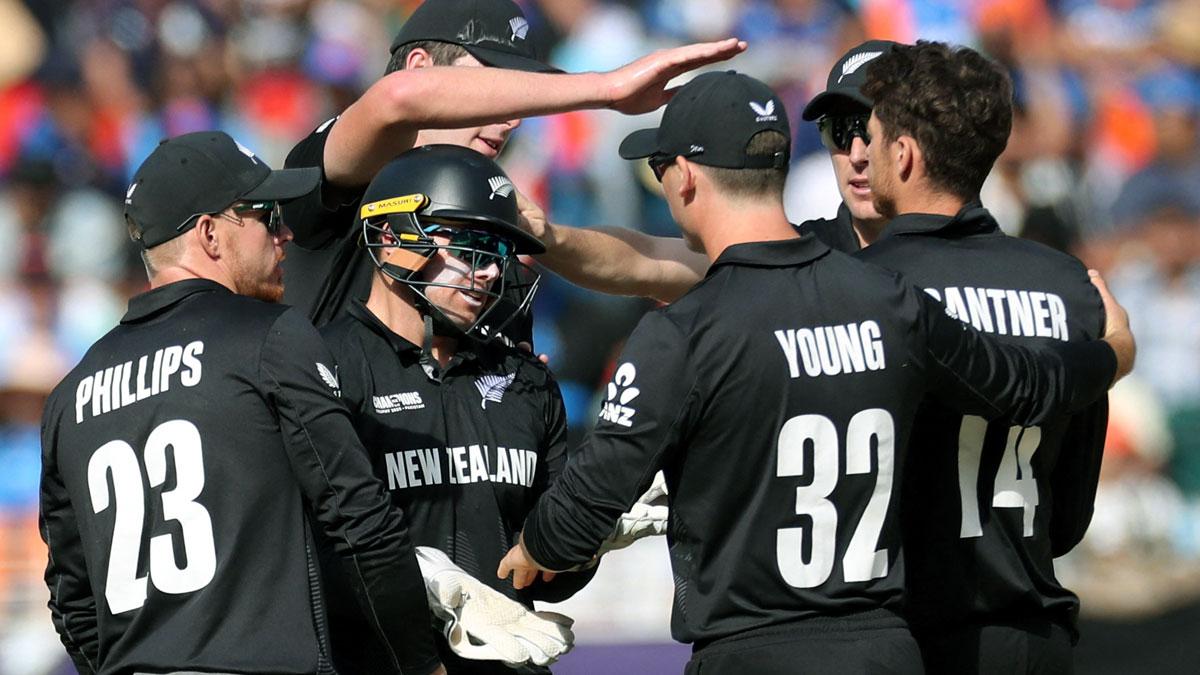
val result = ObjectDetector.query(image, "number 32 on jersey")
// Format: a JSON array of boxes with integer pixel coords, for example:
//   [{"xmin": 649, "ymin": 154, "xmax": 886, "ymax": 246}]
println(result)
[
  {"xmin": 776, "ymin": 409, "xmax": 894, "ymax": 589},
  {"xmin": 88, "ymin": 419, "xmax": 217, "ymax": 614}
]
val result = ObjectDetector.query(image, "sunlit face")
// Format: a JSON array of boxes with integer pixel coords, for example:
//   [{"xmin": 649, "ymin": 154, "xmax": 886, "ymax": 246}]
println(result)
[
  {"xmin": 217, "ymin": 204, "xmax": 291, "ymax": 303},
  {"xmin": 819, "ymin": 109, "xmax": 884, "ymax": 224},
  {"xmin": 418, "ymin": 227, "xmax": 503, "ymax": 329},
  {"xmin": 413, "ymin": 54, "xmax": 521, "ymax": 158},
  {"xmin": 864, "ymin": 113, "xmax": 899, "ymax": 220}
]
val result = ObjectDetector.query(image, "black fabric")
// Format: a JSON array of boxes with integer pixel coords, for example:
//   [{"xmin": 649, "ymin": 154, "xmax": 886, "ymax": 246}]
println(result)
[
  {"xmin": 40, "ymin": 279, "xmax": 438, "ymax": 675},
  {"xmin": 855, "ymin": 204, "xmax": 1107, "ymax": 647},
  {"xmin": 801, "ymin": 40, "xmax": 901, "ymax": 121},
  {"xmin": 521, "ymin": 234, "xmax": 1114, "ymax": 646},
  {"xmin": 126, "ymin": 131, "xmax": 319, "ymax": 248},
  {"xmin": 796, "ymin": 202, "xmax": 861, "ymax": 254},
  {"xmin": 317, "ymin": 300, "xmax": 589, "ymax": 673},
  {"xmin": 914, "ymin": 618, "xmax": 1074, "ymax": 675},
  {"xmin": 388, "ymin": 0, "xmax": 556, "ymax": 73},
  {"xmin": 686, "ymin": 610, "xmax": 922, "ymax": 675},
  {"xmin": 619, "ymin": 71, "xmax": 791, "ymax": 169},
  {"xmin": 280, "ymin": 122, "xmax": 535, "ymax": 344}
]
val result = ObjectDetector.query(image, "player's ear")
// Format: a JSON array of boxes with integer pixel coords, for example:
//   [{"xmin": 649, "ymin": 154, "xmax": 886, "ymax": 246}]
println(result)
[
  {"xmin": 896, "ymin": 135, "xmax": 918, "ymax": 182},
  {"xmin": 675, "ymin": 156, "xmax": 696, "ymax": 200},
  {"xmin": 405, "ymin": 48, "xmax": 434, "ymax": 71},
  {"xmin": 194, "ymin": 214, "xmax": 222, "ymax": 260}
]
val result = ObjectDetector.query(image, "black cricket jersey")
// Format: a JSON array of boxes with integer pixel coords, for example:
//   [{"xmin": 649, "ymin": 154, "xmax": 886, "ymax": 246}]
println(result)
[
  {"xmin": 281, "ymin": 120, "xmax": 533, "ymax": 343},
  {"xmin": 856, "ymin": 205, "xmax": 1108, "ymax": 639},
  {"xmin": 318, "ymin": 300, "xmax": 590, "ymax": 672},
  {"xmin": 797, "ymin": 202, "xmax": 861, "ymax": 254},
  {"xmin": 521, "ymin": 234, "xmax": 1116, "ymax": 646},
  {"xmin": 39, "ymin": 280, "xmax": 438, "ymax": 675}
]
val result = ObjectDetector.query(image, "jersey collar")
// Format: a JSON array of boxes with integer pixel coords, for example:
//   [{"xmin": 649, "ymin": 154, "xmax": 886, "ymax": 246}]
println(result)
[
  {"xmin": 878, "ymin": 200, "xmax": 997, "ymax": 240},
  {"xmin": 347, "ymin": 299, "xmax": 482, "ymax": 365},
  {"xmin": 708, "ymin": 232, "xmax": 831, "ymax": 273},
  {"xmin": 121, "ymin": 279, "xmax": 230, "ymax": 324}
]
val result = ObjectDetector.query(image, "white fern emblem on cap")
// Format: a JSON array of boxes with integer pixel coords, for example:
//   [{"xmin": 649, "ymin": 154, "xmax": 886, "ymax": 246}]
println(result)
[
  {"xmin": 509, "ymin": 17, "xmax": 530, "ymax": 40},
  {"xmin": 838, "ymin": 51, "xmax": 884, "ymax": 83},
  {"xmin": 317, "ymin": 363, "xmax": 340, "ymax": 390},
  {"xmin": 488, "ymin": 176, "xmax": 515, "ymax": 201},
  {"xmin": 476, "ymin": 373, "xmax": 516, "ymax": 409}
]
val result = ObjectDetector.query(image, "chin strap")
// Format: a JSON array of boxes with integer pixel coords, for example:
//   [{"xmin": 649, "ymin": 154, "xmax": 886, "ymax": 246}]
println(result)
[{"xmin": 419, "ymin": 311, "xmax": 440, "ymax": 381}]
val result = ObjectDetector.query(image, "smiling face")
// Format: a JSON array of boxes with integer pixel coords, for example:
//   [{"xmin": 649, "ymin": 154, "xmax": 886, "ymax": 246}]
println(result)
[
  {"xmin": 416, "ymin": 226, "xmax": 505, "ymax": 329},
  {"xmin": 412, "ymin": 54, "xmax": 522, "ymax": 158}
]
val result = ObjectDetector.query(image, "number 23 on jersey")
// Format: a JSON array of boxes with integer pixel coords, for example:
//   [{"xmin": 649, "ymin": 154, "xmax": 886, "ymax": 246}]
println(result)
[{"xmin": 88, "ymin": 419, "xmax": 217, "ymax": 614}]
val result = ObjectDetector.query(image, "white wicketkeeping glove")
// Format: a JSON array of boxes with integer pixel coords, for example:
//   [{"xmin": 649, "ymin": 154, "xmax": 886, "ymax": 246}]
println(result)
[
  {"xmin": 591, "ymin": 472, "xmax": 669, "ymax": 561},
  {"xmin": 415, "ymin": 546, "xmax": 575, "ymax": 667}
]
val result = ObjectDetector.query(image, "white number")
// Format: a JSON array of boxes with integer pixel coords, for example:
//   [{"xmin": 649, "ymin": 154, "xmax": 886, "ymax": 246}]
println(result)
[
  {"xmin": 88, "ymin": 441, "xmax": 147, "ymax": 614},
  {"xmin": 958, "ymin": 415, "xmax": 1041, "ymax": 538},
  {"xmin": 776, "ymin": 409, "xmax": 895, "ymax": 588},
  {"xmin": 87, "ymin": 420, "xmax": 216, "ymax": 613},
  {"xmin": 843, "ymin": 409, "xmax": 894, "ymax": 582}
]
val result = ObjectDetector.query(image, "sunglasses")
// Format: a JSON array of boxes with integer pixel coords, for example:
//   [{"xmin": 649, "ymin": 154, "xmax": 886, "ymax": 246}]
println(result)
[
  {"xmin": 817, "ymin": 114, "xmax": 871, "ymax": 152},
  {"xmin": 649, "ymin": 156, "xmax": 674, "ymax": 183},
  {"xmin": 230, "ymin": 201, "xmax": 283, "ymax": 235},
  {"xmin": 423, "ymin": 225, "xmax": 513, "ymax": 259}
]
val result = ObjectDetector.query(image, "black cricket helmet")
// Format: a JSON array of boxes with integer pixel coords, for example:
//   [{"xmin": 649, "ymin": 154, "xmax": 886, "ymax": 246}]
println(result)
[{"xmin": 358, "ymin": 144, "xmax": 544, "ymax": 341}]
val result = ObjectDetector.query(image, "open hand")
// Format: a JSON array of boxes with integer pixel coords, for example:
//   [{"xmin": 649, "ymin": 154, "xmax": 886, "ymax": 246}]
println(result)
[{"xmin": 604, "ymin": 38, "xmax": 748, "ymax": 115}]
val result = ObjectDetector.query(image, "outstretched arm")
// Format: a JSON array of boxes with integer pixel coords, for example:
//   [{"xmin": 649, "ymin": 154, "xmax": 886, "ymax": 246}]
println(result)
[
  {"xmin": 326, "ymin": 39, "xmax": 747, "ymax": 186},
  {"xmin": 517, "ymin": 192, "xmax": 708, "ymax": 303}
]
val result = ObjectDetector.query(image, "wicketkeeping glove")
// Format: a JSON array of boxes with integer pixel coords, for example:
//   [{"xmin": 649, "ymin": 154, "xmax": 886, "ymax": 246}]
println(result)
[
  {"xmin": 415, "ymin": 546, "xmax": 575, "ymax": 667},
  {"xmin": 590, "ymin": 471, "xmax": 669, "ymax": 562}
]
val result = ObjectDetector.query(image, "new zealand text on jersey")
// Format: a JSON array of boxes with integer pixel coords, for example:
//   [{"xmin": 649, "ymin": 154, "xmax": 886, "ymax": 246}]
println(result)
[
  {"xmin": 74, "ymin": 341, "xmax": 204, "ymax": 423},
  {"xmin": 924, "ymin": 286, "xmax": 1069, "ymax": 341},
  {"xmin": 384, "ymin": 445, "xmax": 538, "ymax": 490}
]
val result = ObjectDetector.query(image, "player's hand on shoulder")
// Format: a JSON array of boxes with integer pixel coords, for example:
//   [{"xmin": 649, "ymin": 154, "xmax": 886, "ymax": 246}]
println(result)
[
  {"xmin": 1090, "ymin": 269, "xmax": 1136, "ymax": 383},
  {"xmin": 604, "ymin": 38, "xmax": 748, "ymax": 115}
]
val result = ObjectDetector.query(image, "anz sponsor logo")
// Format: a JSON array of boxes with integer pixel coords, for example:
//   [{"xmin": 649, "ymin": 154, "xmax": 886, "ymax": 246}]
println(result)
[{"xmin": 598, "ymin": 362, "xmax": 639, "ymax": 427}]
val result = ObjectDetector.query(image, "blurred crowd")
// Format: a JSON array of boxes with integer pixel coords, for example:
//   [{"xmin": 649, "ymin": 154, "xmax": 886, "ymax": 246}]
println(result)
[{"xmin": 2, "ymin": 0, "xmax": 1200, "ymax": 672}]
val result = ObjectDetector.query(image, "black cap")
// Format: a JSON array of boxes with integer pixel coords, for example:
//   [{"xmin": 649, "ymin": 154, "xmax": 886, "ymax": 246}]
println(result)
[
  {"xmin": 390, "ymin": 0, "xmax": 558, "ymax": 73},
  {"xmin": 124, "ymin": 131, "xmax": 320, "ymax": 249},
  {"xmin": 801, "ymin": 40, "xmax": 901, "ymax": 121},
  {"xmin": 619, "ymin": 71, "xmax": 791, "ymax": 170}
]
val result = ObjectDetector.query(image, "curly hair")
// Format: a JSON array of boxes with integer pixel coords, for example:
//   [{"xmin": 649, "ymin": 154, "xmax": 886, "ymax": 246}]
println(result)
[{"xmin": 862, "ymin": 41, "xmax": 1013, "ymax": 201}]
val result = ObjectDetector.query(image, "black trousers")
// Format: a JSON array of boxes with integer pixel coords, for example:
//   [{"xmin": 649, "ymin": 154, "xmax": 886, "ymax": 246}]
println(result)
[
  {"xmin": 685, "ymin": 610, "xmax": 924, "ymax": 675},
  {"xmin": 915, "ymin": 618, "xmax": 1074, "ymax": 675}
]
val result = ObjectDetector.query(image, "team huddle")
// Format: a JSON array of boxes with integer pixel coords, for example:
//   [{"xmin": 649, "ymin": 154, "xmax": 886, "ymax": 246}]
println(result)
[{"xmin": 38, "ymin": 1, "xmax": 1136, "ymax": 674}]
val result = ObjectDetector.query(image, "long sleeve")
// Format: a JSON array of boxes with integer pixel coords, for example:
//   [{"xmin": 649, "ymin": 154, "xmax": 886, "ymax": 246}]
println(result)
[
  {"xmin": 40, "ymin": 400, "xmax": 100, "ymax": 675},
  {"xmin": 911, "ymin": 287, "xmax": 1116, "ymax": 426},
  {"xmin": 523, "ymin": 311, "xmax": 699, "ymax": 571},
  {"xmin": 1048, "ymin": 399, "xmax": 1109, "ymax": 556},
  {"xmin": 259, "ymin": 308, "xmax": 440, "ymax": 675},
  {"xmin": 526, "ymin": 372, "xmax": 596, "ymax": 602}
]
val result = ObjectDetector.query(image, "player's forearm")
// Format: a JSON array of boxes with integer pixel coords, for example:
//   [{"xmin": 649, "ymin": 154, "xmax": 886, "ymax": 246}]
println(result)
[
  {"xmin": 326, "ymin": 68, "xmax": 608, "ymax": 185},
  {"xmin": 538, "ymin": 222, "xmax": 707, "ymax": 302}
]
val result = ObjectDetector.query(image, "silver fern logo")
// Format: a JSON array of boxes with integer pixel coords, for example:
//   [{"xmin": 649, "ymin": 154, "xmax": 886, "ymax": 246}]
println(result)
[
  {"xmin": 749, "ymin": 99, "xmax": 777, "ymax": 122},
  {"xmin": 476, "ymin": 373, "xmax": 516, "ymax": 409},
  {"xmin": 317, "ymin": 363, "xmax": 340, "ymax": 395},
  {"xmin": 838, "ymin": 51, "xmax": 883, "ymax": 83},
  {"xmin": 124, "ymin": 182, "xmax": 138, "ymax": 205},
  {"xmin": 488, "ymin": 176, "xmax": 515, "ymax": 201},
  {"xmin": 509, "ymin": 17, "xmax": 529, "ymax": 40}
]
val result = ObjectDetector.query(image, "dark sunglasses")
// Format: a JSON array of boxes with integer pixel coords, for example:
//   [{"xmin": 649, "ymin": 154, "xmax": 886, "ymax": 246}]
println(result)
[
  {"xmin": 817, "ymin": 114, "xmax": 871, "ymax": 152},
  {"xmin": 423, "ymin": 225, "xmax": 513, "ymax": 259},
  {"xmin": 231, "ymin": 201, "xmax": 283, "ymax": 235},
  {"xmin": 649, "ymin": 155, "xmax": 674, "ymax": 183}
]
